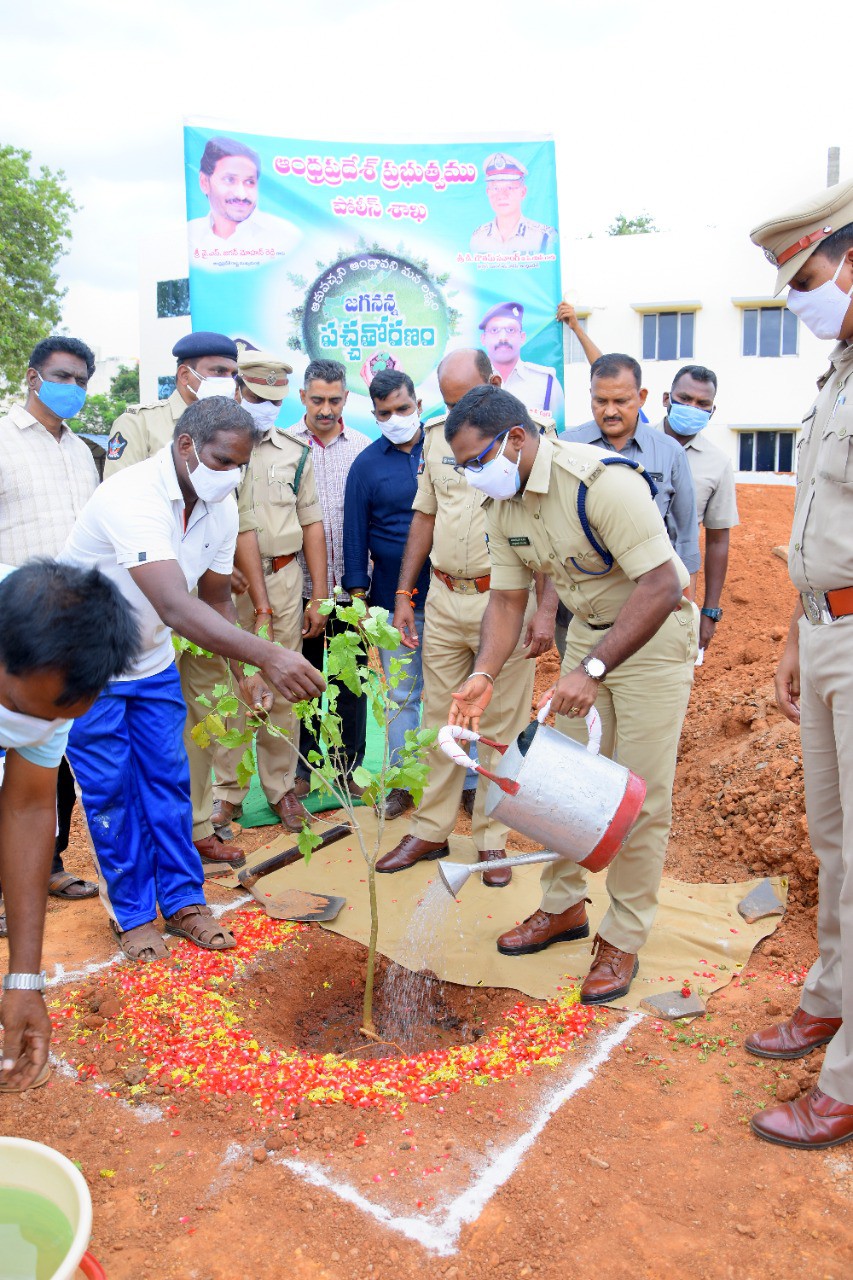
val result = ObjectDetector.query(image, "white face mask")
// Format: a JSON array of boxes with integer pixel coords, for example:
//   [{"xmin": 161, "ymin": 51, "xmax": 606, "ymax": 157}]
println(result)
[
  {"xmin": 787, "ymin": 256, "xmax": 853, "ymax": 341},
  {"xmin": 241, "ymin": 399, "xmax": 280, "ymax": 432},
  {"xmin": 186, "ymin": 441, "xmax": 243, "ymax": 503},
  {"xmin": 465, "ymin": 433, "xmax": 521, "ymax": 501},
  {"xmin": 380, "ymin": 410, "xmax": 420, "ymax": 445},
  {"xmin": 188, "ymin": 372, "xmax": 238, "ymax": 401},
  {"xmin": 0, "ymin": 700, "xmax": 67, "ymax": 751}
]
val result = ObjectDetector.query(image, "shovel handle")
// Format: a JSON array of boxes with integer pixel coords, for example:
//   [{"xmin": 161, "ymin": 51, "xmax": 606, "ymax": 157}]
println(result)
[{"xmin": 239, "ymin": 823, "xmax": 351, "ymax": 888}]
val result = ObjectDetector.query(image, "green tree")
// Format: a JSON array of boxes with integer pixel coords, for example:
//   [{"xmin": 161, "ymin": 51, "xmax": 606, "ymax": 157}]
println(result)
[
  {"xmin": 607, "ymin": 213, "xmax": 659, "ymax": 236},
  {"xmin": 0, "ymin": 145, "xmax": 77, "ymax": 393},
  {"xmin": 109, "ymin": 363, "xmax": 139, "ymax": 402},
  {"xmin": 74, "ymin": 364, "xmax": 140, "ymax": 433}
]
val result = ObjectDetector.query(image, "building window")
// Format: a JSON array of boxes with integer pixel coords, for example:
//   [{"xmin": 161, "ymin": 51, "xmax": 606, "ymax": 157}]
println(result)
[
  {"xmin": 566, "ymin": 316, "xmax": 590, "ymax": 365},
  {"xmin": 156, "ymin": 278, "xmax": 190, "ymax": 320},
  {"xmin": 742, "ymin": 306, "xmax": 798, "ymax": 357},
  {"xmin": 157, "ymin": 375, "xmax": 176, "ymax": 400},
  {"xmin": 642, "ymin": 311, "xmax": 694, "ymax": 361},
  {"xmin": 738, "ymin": 430, "xmax": 796, "ymax": 473}
]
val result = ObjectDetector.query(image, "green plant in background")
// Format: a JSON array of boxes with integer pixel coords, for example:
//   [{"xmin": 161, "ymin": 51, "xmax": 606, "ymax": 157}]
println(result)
[{"xmin": 182, "ymin": 592, "xmax": 436, "ymax": 1035}]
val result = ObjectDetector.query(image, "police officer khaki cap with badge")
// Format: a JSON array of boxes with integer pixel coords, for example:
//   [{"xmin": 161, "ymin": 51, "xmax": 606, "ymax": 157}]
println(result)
[
  {"xmin": 483, "ymin": 153, "xmax": 527, "ymax": 182},
  {"xmin": 750, "ymin": 178, "xmax": 853, "ymax": 296},
  {"xmin": 479, "ymin": 301, "xmax": 525, "ymax": 330},
  {"xmin": 237, "ymin": 348, "xmax": 293, "ymax": 400},
  {"xmin": 172, "ymin": 331, "xmax": 239, "ymax": 362}
]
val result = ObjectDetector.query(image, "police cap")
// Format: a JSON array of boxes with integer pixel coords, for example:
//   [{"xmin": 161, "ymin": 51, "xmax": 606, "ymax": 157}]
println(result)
[
  {"xmin": 172, "ymin": 331, "xmax": 239, "ymax": 363},
  {"xmin": 237, "ymin": 348, "xmax": 293, "ymax": 400},
  {"xmin": 479, "ymin": 301, "xmax": 525, "ymax": 331},
  {"xmin": 483, "ymin": 152, "xmax": 527, "ymax": 183},
  {"xmin": 750, "ymin": 178, "xmax": 853, "ymax": 295}
]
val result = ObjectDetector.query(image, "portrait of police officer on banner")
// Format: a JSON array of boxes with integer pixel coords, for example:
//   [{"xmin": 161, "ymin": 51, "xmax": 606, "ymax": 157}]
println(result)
[
  {"xmin": 470, "ymin": 152, "xmax": 558, "ymax": 255},
  {"xmin": 478, "ymin": 302, "xmax": 564, "ymax": 419}
]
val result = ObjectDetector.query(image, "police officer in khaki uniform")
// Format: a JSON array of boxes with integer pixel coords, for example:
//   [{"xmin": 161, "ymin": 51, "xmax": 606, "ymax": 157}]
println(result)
[
  {"xmin": 469, "ymin": 153, "xmax": 558, "ymax": 255},
  {"xmin": 379, "ymin": 350, "xmax": 558, "ymax": 886},
  {"xmin": 745, "ymin": 179, "xmax": 853, "ymax": 1150},
  {"xmin": 211, "ymin": 350, "xmax": 329, "ymax": 833},
  {"xmin": 105, "ymin": 332, "xmax": 269, "ymax": 872},
  {"xmin": 446, "ymin": 385, "xmax": 697, "ymax": 1004}
]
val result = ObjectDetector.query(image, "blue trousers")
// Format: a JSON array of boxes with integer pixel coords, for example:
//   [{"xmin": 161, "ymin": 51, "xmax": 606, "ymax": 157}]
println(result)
[
  {"xmin": 67, "ymin": 663, "xmax": 204, "ymax": 932},
  {"xmin": 379, "ymin": 607, "xmax": 425, "ymax": 769}
]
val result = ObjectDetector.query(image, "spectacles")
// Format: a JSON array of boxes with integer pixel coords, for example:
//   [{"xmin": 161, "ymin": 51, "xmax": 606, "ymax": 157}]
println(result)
[
  {"xmin": 453, "ymin": 427, "xmax": 514, "ymax": 474},
  {"xmin": 484, "ymin": 325, "xmax": 521, "ymax": 337}
]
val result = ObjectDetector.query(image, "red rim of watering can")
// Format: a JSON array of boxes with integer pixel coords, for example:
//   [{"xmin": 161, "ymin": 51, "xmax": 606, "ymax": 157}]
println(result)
[
  {"xmin": 79, "ymin": 1251, "xmax": 107, "ymax": 1279},
  {"xmin": 579, "ymin": 770, "xmax": 647, "ymax": 873}
]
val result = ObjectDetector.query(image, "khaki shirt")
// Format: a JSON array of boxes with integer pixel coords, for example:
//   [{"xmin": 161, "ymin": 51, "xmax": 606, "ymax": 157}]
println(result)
[
  {"xmin": 654, "ymin": 419, "xmax": 739, "ymax": 530},
  {"xmin": 485, "ymin": 436, "xmax": 688, "ymax": 623},
  {"xmin": 789, "ymin": 341, "xmax": 853, "ymax": 593},
  {"xmin": 247, "ymin": 428, "xmax": 323, "ymax": 559},
  {"xmin": 105, "ymin": 390, "xmax": 258, "ymax": 533},
  {"xmin": 413, "ymin": 409, "xmax": 557, "ymax": 579}
]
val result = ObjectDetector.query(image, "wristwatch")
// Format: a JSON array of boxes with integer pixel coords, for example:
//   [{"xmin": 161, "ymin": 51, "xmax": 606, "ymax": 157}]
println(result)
[
  {"xmin": 3, "ymin": 972, "xmax": 47, "ymax": 993},
  {"xmin": 700, "ymin": 607, "xmax": 723, "ymax": 622},
  {"xmin": 581, "ymin": 655, "xmax": 607, "ymax": 681}
]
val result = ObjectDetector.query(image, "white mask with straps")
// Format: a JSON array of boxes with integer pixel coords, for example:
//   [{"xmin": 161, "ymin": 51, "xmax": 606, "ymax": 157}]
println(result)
[
  {"xmin": 380, "ymin": 411, "xmax": 421, "ymax": 445},
  {"xmin": 787, "ymin": 256, "xmax": 853, "ymax": 341},
  {"xmin": 186, "ymin": 442, "xmax": 242, "ymax": 503},
  {"xmin": 241, "ymin": 399, "xmax": 280, "ymax": 432},
  {"xmin": 187, "ymin": 371, "xmax": 238, "ymax": 401}
]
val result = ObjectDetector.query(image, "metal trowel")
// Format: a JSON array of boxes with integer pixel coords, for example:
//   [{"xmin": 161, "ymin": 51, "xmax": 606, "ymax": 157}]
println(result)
[{"xmin": 238, "ymin": 823, "xmax": 350, "ymax": 921}]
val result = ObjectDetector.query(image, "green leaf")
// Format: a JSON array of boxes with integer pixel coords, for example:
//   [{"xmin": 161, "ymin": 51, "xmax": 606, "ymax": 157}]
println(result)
[
  {"xmin": 190, "ymin": 723, "xmax": 210, "ymax": 749},
  {"xmin": 212, "ymin": 684, "xmax": 230, "ymax": 699},
  {"xmin": 351, "ymin": 766, "xmax": 373, "ymax": 788},
  {"xmin": 317, "ymin": 599, "xmax": 335, "ymax": 616},
  {"xmin": 297, "ymin": 826, "xmax": 323, "ymax": 862},
  {"xmin": 218, "ymin": 728, "xmax": 251, "ymax": 750},
  {"xmin": 194, "ymin": 694, "xmax": 212, "ymax": 708},
  {"xmin": 242, "ymin": 663, "xmax": 260, "ymax": 678},
  {"xmin": 216, "ymin": 694, "xmax": 239, "ymax": 717},
  {"xmin": 206, "ymin": 713, "xmax": 226, "ymax": 737}
]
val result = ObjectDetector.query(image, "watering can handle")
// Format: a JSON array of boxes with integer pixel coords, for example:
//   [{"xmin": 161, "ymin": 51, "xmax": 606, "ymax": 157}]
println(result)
[
  {"xmin": 436, "ymin": 724, "xmax": 520, "ymax": 796},
  {"xmin": 538, "ymin": 699, "xmax": 602, "ymax": 757}
]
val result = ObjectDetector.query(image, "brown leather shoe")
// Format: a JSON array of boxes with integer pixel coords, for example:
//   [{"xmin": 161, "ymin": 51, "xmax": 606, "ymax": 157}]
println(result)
[
  {"xmin": 750, "ymin": 1086, "xmax": 853, "ymax": 1149},
  {"xmin": 497, "ymin": 900, "xmax": 590, "ymax": 956},
  {"xmin": 211, "ymin": 799, "xmax": 242, "ymax": 839},
  {"xmin": 273, "ymin": 790, "xmax": 310, "ymax": 833},
  {"xmin": 744, "ymin": 1007, "xmax": 842, "ymax": 1060},
  {"xmin": 580, "ymin": 933, "xmax": 639, "ymax": 1004},
  {"xmin": 292, "ymin": 777, "xmax": 310, "ymax": 800},
  {"xmin": 376, "ymin": 834, "xmax": 448, "ymax": 874},
  {"xmin": 478, "ymin": 849, "xmax": 511, "ymax": 888},
  {"xmin": 462, "ymin": 788, "xmax": 476, "ymax": 817},
  {"xmin": 194, "ymin": 833, "xmax": 246, "ymax": 875},
  {"xmin": 384, "ymin": 787, "xmax": 414, "ymax": 820}
]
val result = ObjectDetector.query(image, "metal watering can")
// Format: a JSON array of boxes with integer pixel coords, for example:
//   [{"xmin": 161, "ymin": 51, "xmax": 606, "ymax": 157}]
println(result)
[{"xmin": 437, "ymin": 700, "xmax": 646, "ymax": 889}]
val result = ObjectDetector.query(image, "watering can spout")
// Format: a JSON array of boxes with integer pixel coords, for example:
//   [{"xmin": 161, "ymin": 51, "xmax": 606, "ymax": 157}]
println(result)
[{"xmin": 438, "ymin": 850, "xmax": 562, "ymax": 898}]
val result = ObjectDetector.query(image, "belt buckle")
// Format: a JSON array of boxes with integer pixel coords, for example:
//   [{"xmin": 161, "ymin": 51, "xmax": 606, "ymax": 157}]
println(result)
[
  {"xmin": 802, "ymin": 590, "xmax": 833, "ymax": 624},
  {"xmin": 456, "ymin": 579, "xmax": 478, "ymax": 595}
]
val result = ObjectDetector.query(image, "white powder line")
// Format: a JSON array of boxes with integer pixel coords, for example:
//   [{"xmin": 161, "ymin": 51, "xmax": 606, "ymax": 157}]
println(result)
[
  {"xmin": 210, "ymin": 893, "xmax": 253, "ymax": 917},
  {"xmin": 281, "ymin": 1010, "xmax": 644, "ymax": 1255},
  {"xmin": 46, "ymin": 953, "xmax": 124, "ymax": 987}
]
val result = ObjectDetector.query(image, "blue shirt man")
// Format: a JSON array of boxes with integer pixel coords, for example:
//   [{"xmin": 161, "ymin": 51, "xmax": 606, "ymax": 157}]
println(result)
[
  {"xmin": 561, "ymin": 353, "xmax": 700, "ymax": 575},
  {"xmin": 342, "ymin": 370, "xmax": 430, "ymax": 811}
]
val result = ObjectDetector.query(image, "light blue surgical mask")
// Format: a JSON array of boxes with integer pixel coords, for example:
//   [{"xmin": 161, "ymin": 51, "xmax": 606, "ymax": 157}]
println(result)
[
  {"xmin": 36, "ymin": 373, "xmax": 88, "ymax": 421},
  {"xmin": 667, "ymin": 399, "xmax": 712, "ymax": 437}
]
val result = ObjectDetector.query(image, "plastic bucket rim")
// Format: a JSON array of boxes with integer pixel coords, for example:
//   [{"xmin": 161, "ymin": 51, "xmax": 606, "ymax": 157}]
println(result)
[{"xmin": 0, "ymin": 1135, "xmax": 93, "ymax": 1279}]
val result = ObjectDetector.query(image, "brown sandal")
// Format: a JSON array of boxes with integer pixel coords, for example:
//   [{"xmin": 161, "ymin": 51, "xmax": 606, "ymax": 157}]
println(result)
[
  {"xmin": 164, "ymin": 904, "xmax": 236, "ymax": 951},
  {"xmin": 111, "ymin": 919, "xmax": 169, "ymax": 963}
]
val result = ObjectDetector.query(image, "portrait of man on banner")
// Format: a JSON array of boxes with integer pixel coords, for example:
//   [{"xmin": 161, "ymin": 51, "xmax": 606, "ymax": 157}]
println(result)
[
  {"xmin": 187, "ymin": 135, "xmax": 301, "ymax": 271},
  {"xmin": 470, "ymin": 152, "xmax": 558, "ymax": 257}
]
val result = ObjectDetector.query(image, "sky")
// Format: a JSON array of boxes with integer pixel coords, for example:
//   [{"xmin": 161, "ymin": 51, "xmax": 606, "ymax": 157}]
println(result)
[{"xmin": 1, "ymin": 0, "xmax": 851, "ymax": 361}]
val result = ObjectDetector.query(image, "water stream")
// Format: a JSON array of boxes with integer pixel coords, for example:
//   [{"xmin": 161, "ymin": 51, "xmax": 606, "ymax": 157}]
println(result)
[{"xmin": 382, "ymin": 876, "xmax": 463, "ymax": 1045}]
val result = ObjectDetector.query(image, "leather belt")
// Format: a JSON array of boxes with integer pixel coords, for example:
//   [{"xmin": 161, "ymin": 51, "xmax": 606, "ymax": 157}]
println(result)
[
  {"xmin": 261, "ymin": 553, "xmax": 296, "ymax": 576},
  {"xmin": 586, "ymin": 621, "xmax": 613, "ymax": 630},
  {"xmin": 433, "ymin": 568, "xmax": 491, "ymax": 595},
  {"xmin": 801, "ymin": 586, "xmax": 853, "ymax": 625}
]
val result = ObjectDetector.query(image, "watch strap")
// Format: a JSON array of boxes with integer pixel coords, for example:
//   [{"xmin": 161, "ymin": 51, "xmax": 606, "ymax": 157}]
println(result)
[
  {"xmin": 700, "ymin": 607, "xmax": 723, "ymax": 621},
  {"xmin": 3, "ymin": 971, "xmax": 47, "ymax": 992}
]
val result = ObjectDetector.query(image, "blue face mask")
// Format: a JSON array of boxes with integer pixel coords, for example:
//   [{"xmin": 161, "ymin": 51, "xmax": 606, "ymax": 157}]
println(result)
[
  {"xmin": 667, "ymin": 399, "xmax": 712, "ymax": 437},
  {"xmin": 36, "ymin": 373, "xmax": 88, "ymax": 421}
]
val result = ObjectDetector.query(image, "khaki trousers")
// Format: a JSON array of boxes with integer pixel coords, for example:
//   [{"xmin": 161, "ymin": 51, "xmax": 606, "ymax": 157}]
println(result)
[
  {"xmin": 797, "ymin": 615, "xmax": 853, "ymax": 1103},
  {"xmin": 539, "ymin": 602, "xmax": 697, "ymax": 954},
  {"xmin": 213, "ymin": 559, "xmax": 305, "ymax": 807},
  {"xmin": 409, "ymin": 579, "xmax": 536, "ymax": 851},
  {"xmin": 176, "ymin": 644, "xmax": 226, "ymax": 842}
]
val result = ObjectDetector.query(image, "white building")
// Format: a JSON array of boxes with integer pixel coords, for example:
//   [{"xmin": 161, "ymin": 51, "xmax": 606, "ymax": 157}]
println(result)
[{"xmin": 140, "ymin": 223, "xmax": 831, "ymax": 481}]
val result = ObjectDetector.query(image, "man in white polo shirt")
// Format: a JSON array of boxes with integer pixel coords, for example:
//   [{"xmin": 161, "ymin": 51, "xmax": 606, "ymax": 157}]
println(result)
[
  {"xmin": 61, "ymin": 397, "xmax": 325, "ymax": 963},
  {"xmin": 0, "ymin": 561, "xmax": 139, "ymax": 1093}
]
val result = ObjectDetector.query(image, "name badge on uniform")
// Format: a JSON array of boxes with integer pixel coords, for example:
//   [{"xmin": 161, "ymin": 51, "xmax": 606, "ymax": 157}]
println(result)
[
  {"xmin": 417, "ymin": 458, "xmax": 425, "ymax": 476},
  {"xmin": 509, "ymin": 536, "xmax": 531, "ymax": 546},
  {"xmin": 649, "ymin": 471, "xmax": 664, "ymax": 483},
  {"xmin": 442, "ymin": 456, "xmax": 455, "ymax": 465}
]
